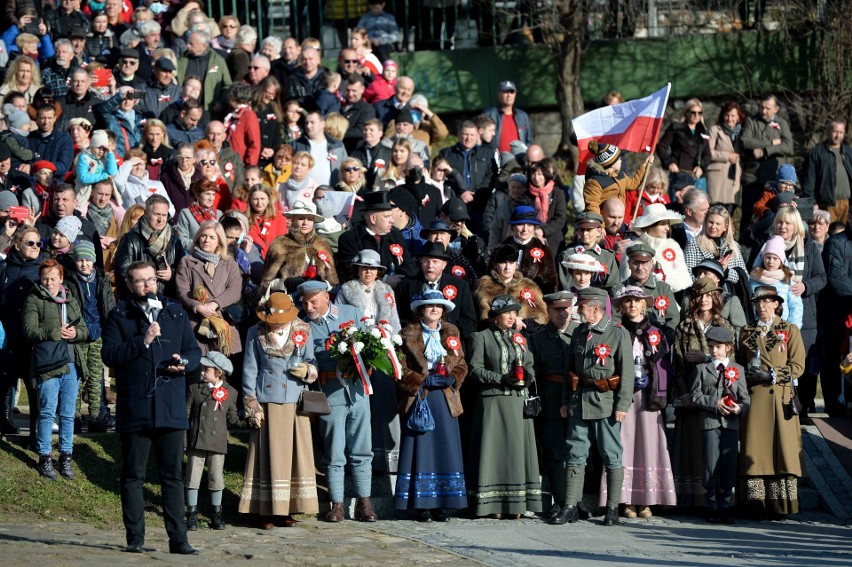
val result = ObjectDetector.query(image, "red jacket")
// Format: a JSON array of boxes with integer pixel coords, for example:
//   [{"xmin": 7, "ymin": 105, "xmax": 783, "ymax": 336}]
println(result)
[
  {"xmin": 227, "ymin": 107, "xmax": 261, "ymax": 167},
  {"xmin": 248, "ymin": 213, "xmax": 288, "ymax": 258}
]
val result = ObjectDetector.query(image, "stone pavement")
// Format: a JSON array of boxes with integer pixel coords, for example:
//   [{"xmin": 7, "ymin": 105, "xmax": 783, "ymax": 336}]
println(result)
[{"xmin": 1, "ymin": 511, "xmax": 851, "ymax": 566}]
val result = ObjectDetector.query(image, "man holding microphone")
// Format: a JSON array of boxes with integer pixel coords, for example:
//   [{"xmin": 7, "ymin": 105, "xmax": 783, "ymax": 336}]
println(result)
[{"xmin": 102, "ymin": 261, "xmax": 201, "ymax": 555}]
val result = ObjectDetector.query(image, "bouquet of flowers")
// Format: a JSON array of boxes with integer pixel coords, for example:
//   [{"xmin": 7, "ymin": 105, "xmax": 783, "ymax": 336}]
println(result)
[{"xmin": 324, "ymin": 318, "xmax": 405, "ymax": 391}]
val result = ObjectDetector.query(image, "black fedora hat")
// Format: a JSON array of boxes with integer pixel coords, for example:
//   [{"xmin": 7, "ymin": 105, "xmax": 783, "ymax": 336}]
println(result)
[
  {"xmin": 419, "ymin": 241, "xmax": 451, "ymax": 261},
  {"xmin": 361, "ymin": 190, "xmax": 393, "ymax": 212}
]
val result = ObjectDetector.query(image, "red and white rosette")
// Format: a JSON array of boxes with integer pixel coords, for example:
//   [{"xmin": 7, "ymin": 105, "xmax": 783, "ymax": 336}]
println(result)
[
  {"xmin": 724, "ymin": 366, "xmax": 739, "ymax": 385},
  {"xmin": 647, "ymin": 329, "xmax": 661, "ymax": 354},
  {"xmin": 374, "ymin": 158, "xmax": 386, "ymax": 170},
  {"xmin": 594, "ymin": 343, "xmax": 612, "ymax": 365},
  {"xmin": 662, "ymin": 248, "xmax": 677, "ymax": 267},
  {"xmin": 512, "ymin": 332, "xmax": 527, "ymax": 352},
  {"xmin": 776, "ymin": 330, "xmax": 789, "ymax": 351},
  {"xmin": 654, "ymin": 295, "xmax": 669, "ymax": 317},
  {"xmin": 212, "ymin": 386, "xmax": 228, "ymax": 411},
  {"xmin": 317, "ymin": 250, "xmax": 331, "ymax": 269},
  {"xmin": 385, "ymin": 291, "xmax": 395, "ymax": 307},
  {"xmin": 521, "ymin": 288, "xmax": 536, "ymax": 308},
  {"xmin": 530, "ymin": 248, "xmax": 544, "ymax": 263},
  {"xmin": 328, "ymin": 153, "xmax": 337, "ymax": 163},
  {"xmin": 451, "ymin": 265, "xmax": 466, "ymax": 278},
  {"xmin": 224, "ymin": 162, "xmax": 234, "ymax": 179},
  {"xmin": 442, "ymin": 285, "xmax": 458, "ymax": 301},
  {"xmin": 446, "ymin": 335, "xmax": 461, "ymax": 356},
  {"xmin": 421, "ymin": 194, "xmax": 430, "ymax": 206},
  {"xmin": 389, "ymin": 243, "xmax": 403, "ymax": 260},
  {"xmin": 292, "ymin": 330, "xmax": 307, "ymax": 349}
]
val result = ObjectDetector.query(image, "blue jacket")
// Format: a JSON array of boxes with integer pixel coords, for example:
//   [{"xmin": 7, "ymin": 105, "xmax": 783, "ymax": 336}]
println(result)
[
  {"xmin": 305, "ymin": 303, "xmax": 367, "ymax": 406},
  {"xmin": 242, "ymin": 319, "xmax": 317, "ymax": 404},
  {"xmin": 28, "ymin": 129, "xmax": 74, "ymax": 179},
  {"xmin": 95, "ymin": 93, "xmax": 144, "ymax": 158},
  {"xmin": 76, "ymin": 150, "xmax": 118, "ymax": 185},
  {"xmin": 101, "ymin": 296, "xmax": 201, "ymax": 433},
  {"xmin": 2, "ymin": 25, "xmax": 54, "ymax": 66},
  {"xmin": 483, "ymin": 105, "xmax": 533, "ymax": 147}
]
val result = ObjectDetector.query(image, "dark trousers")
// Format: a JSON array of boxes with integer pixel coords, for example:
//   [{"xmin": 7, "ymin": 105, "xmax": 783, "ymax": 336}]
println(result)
[
  {"xmin": 820, "ymin": 326, "xmax": 847, "ymax": 416},
  {"xmin": 702, "ymin": 427, "xmax": 738, "ymax": 509},
  {"xmin": 120, "ymin": 428, "xmax": 187, "ymax": 546},
  {"xmin": 738, "ymin": 179, "xmax": 764, "ymax": 243}
]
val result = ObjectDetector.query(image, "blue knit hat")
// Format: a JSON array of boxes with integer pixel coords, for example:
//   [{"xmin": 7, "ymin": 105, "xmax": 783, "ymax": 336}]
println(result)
[{"xmin": 775, "ymin": 163, "xmax": 798, "ymax": 188}]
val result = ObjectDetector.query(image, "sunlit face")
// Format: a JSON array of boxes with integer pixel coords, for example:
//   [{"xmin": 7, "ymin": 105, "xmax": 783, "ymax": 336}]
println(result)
[
  {"xmin": 755, "ymin": 298, "xmax": 779, "ymax": 321},
  {"xmin": 709, "ymin": 341, "xmax": 731, "ymax": 361},
  {"xmin": 420, "ymin": 257, "xmax": 446, "ymax": 282},
  {"xmin": 571, "ymin": 270, "xmax": 592, "ymax": 288},
  {"xmin": 248, "ymin": 62, "xmax": 269, "ymax": 84},
  {"xmin": 646, "ymin": 181, "xmax": 665, "ymax": 196},
  {"xmin": 37, "ymin": 109, "xmax": 57, "ymax": 133},
  {"xmin": 197, "ymin": 228, "xmax": 219, "ymax": 253},
  {"xmin": 198, "ymin": 154, "xmax": 218, "ymax": 177},
  {"xmin": 621, "ymin": 296, "xmax": 646, "ymax": 321},
  {"xmin": 291, "ymin": 157, "xmax": 311, "ymax": 180},
  {"xmin": 495, "ymin": 260, "xmax": 517, "ymax": 280},
  {"xmin": 181, "ymin": 108, "xmax": 203, "ymax": 129},
  {"xmin": 40, "ymin": 267, "xmax": 63, "ymax": 295},
  {"xmin": 512, "ymin": 222, "xmax": 535, "ymax": 241},
  {"xmin": 183, "ymin": 79, "xmax": 202, "ymax": 101},
  {"xmin": 602, "ymin": 205, "xmax": 625, "ymax": 235},
  {"xmin": 91, "ymin": 183, "xmax": 112, "ymax": 208},
  {"xmin": 128, "ymin": 265, "xmax": 158, "ymax": 298},
  {"xmin": 261, "ymin": 41, "xmax": 278, "ymax": 60},
  {"xmin": 426, "ymin": 231, "xmax": 450, "ymax": 248},
  {"xmin": 575, "ymin": 225, "xmax": 600, "ymax": 246},
  {"xmin": 368, "ymin": 211, "xmax": 394, "ymax": 235},
  {"xmin": 382, "ymin": 65, "xmax": 397, "ymax": 81},
  {"xmin": 302, "ymin": 49, "xmax": 320, "ymax": 73},
  {"xmin": 696, "ymin": 291, "xmax": 714, "ymax": 313},
  {"xmin": 17, "ymin": 231, "xmax": 42, "ymax": 259},
  {"xmin": 828, "ymin": 123, "xmax": 846, "ymax": 147},
  {"xmin": 363, "ymin": 123, "xmax": 382, "ymax": 146},
  {"xmin": 207, "ymin": 124, "xmax": 226, "ymax": 148},
  {"xmin": 809, "ymin": 217, "xmax": 829, "ymax": 242},
  {"xmin": 130, "ymin": 160, "xmax": 146, "ymax": 178},
  {"xmin": 460, "ymin": 127, "xmax": 478, "ymax": 150},
  {"xmin": 272, "ymin": 149, "xmax": 291, "ymax": 170},
  {"xmin": 260, "ymin": 86, "xmax": 277, "ymax": 106},
  {"xmin": 145, "ymin": 126, "xmax": 165, "ymax": 148},
  {"xmin": 283, "ymin": 38, "xmax": 300, "ymax": 62},
  {"xmin": 92, "ymin": 14, "xmax": 108, "ymax": 31},
  {"xmin": 301, "ymin": 291, "xmax": 330, "ymax": 320},
  {"xmin": 55, "ymin": 44, "xmax": 74, "ymax": 67},
  {"xmin": 244, "ymin": 169, "xmax": 262, "ymax": 188},
  {"xmin": 144, "ymin": 30, "xmax": 160, "ymax": 49},
  {"xmin": 530, "ymin": 169, "xmax": 546, "ymax": 188},
  {"xmin": 645, "ymin": 221, "xmax": 670, "ymax": 238},
  {"xmin": 759, "ymin": 99, "xmax": 778, "ymax": 122},
  {"xmin": 51, "ymin": 229, "xmax": 71, "ymax": 250},
  {"xmin": 53, "ymin": 190, "xmax": 77, "ymax": 217},
  {"xmin": 395, "ymin": 78, "xmax": 414, "ymax": 102},
  {"xmin": 358, "ymin": 266, "xmax": 379, "ymax": 286},
  {"xmin": 420, "ymin": 304, "xmax": 444, "ymax": 326},
  {"xmin": 201, "ymin": 366, "xmax": 221, "ymax": 384},
  {"xmin": 774, "ymin": 217, "xmax": 794, "ymax": 240},
  {"xmin": 704, "ymin": 214, "xmax": 727, "ymax": 238},
  {"xmin": 146, "ymin": 202, "xmax": 170, "ymax": 231},
  {"xmin": 197, "ymin": 189, "xmax": 217, "ymax": 209},
  {"xmin": 547, "ymin": 302, "xmax": 572, "ymax": 328},
  {"xmin": 761, "ymin": 253, "xmax": 782, "ymax": 271},
  {"xmin": 493, "ymin": 310, "xmax": 517, "ymax": 330},
  {"xmin": 391, "ymin": 145, "xmax": 410, "ymax": 166},
  {"xmin": 250, "ymin": 190, "xmax": 269, "ymax": 214},
  {"xmin": 35, "ymin": 168, "xmax": 54, "ymax": 186},
  {"xmin": 187, "ymin": 34, "xmax": 208, "ymax": 56},
  {"xmin": 349, "ymin": 33, "xmax": 365, "ymax": 51},
  {"xmin": 723, "ymin": 109, "xmax": 739, "ymax": 128},
  {"xmin": 176, "ymin": 149, "xmax": 195, "ymax": 172},
  {"xmin": 628, "ymin": 256, "xmax": 652, "ymax": 283},
  {"xmin": 291, "ymin": 215, "xmax": 314, "ymax": 235},
  {"xmin": 342, "ymin": 163, "xmax": 362, "ymax": 184},
  {"xmin": 220, "ymin": 18, "xmax": 238, "ymax": 40},
  {"xmin": 686, "ymin": 105, "xmax": 703, "ymax": 125},
  {"xmin": 75, "ymin": 256, "xmax": 93, "ymax": 275},
  {"xmin": 304, "ymin": 113, "xmax": 324, "ymax": 138}
]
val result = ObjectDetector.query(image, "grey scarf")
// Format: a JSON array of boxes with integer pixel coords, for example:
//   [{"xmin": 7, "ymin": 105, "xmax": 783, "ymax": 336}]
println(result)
[{"xmin": 86, "ymin": 202, "xmax": 114, "ymax": 236}]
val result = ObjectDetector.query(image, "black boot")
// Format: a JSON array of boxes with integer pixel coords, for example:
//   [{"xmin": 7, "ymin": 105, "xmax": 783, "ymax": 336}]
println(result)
[
  {"xmin": 38, "ymin": 455, "xmax": 57, "ymax": 480},
  {"xmin": 549, "ymin": 504, "xmax": 579, "ymax": 525},
  {"xmin": 602, "ymin": 506, "xmax": 620, "ymax": 526},
  {"xmin": 57, "ymin": 452, "xmax": 75, "ymax": 480},
  {"xmin": 210, "ymin": 506, "xmax": 226, "ymax": 530},
  {"xmin": 0, "ymin": 415, "xmax": 18, "ymax": 436},
  {"xmin": 185, "ymin": 506, "xmax": 199, "ymax": 531}
]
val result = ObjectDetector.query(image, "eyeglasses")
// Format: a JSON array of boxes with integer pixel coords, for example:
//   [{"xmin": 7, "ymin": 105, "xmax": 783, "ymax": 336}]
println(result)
[
  {"xmin": 132, "ymin": 277, "xmax": 157, "ymax": 285},
  {"xmin": 688, "ymin": 110, "xmax": 703, "ymax": 115},
  {"xmin": 343, "ymin": 59, "xmax": 358, "ymax": 64},
  {"xmin": 222, "ymin": 23, "xmax": 237, "ymax": 28},
  {"xmin": 343, "ymin": 166, "xmax": 361, "ymax": 172},
  {"xmin": 199, "ymin": 160, "xmax": 218, "ymax": 166},
  {"xmin": 24, "ymin": 240, "xmax": 43, "ymax": 248},
  {"xmin": 121, "ymin": 59, "xmax": 138, "ymax": 65}
]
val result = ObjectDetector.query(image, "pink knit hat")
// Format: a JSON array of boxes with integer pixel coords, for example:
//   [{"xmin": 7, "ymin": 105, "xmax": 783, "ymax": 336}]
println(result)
[{"xmin": 760, "ymin": 235, "xmax": 787, "ymax": 261}]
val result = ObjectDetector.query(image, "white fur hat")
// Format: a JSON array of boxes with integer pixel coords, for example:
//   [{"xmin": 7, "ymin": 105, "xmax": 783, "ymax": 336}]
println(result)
[{"xmin": 561, "ymin": 253, "xmax": 603, "ymax": 273}]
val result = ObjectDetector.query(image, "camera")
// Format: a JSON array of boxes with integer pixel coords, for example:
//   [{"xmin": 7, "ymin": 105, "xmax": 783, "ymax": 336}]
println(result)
[{"xmin": 178, "ymin": 357, "xmax": 189, "ymax": 366}]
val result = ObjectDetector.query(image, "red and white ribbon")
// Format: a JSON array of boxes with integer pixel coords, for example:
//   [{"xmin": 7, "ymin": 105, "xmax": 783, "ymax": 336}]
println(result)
[
  {"xmin": 776, "ymin": 330, "xmax": 788, "ymax": 351},
  {"xmin": 317, "ymin": 250, "xmax": 331, "ymax": 269},
  {"xmin": 375, "ymin": 324, "xmax": 403, "ymax": 381},
  {"xmin": 350, "ymin": 342, "xmax": 373, "ymax": 395},
  {"xmin": 724, "ymin": 366, "xmax": 739, "ymax": 384},
  {"xmin": 521, "ymin": 288, "xmax": 536, "ymax": 308},
  {"xmin": 512, "ymin": 333, "xmax": 527, "ymax": 352},
  {"xmin": 212, "ymin": 386, "xmax": 228, "ymax": 411},
  {"xmin": 451, "ymin": 265, "xmax": 466, "ymax": 278},
  {"xmin": 530, "ymin": 248, "xmax": 544, "ymax": 263},
  {"xmin": 654, "ymin": 295, "xmax": 669, "ymax": 318},
  {"xmin": 594, "ymin": 343, "xmax": 612, "ymax": 365}
]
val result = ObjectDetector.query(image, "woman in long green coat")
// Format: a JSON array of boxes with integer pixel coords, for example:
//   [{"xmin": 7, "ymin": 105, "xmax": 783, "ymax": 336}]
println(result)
[{"xmin": 466, "ymin": 294, "xmax": 541, "ymax": 518}]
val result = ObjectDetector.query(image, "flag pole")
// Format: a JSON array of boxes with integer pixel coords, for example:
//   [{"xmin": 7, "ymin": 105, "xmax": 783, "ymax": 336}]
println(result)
[{"xmin": 631, "ymin": 83, "xmax": 671, "ymax": 222}]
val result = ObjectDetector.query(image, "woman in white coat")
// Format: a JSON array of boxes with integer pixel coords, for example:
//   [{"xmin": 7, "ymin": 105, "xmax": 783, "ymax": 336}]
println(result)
[{"xmin": 619, "ymin": 204, "xmax": 692, "ymax": 293}]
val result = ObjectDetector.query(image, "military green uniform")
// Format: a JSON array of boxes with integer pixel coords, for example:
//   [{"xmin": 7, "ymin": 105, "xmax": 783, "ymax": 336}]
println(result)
[
  {"xmin": 558, "ymin": 243, "xmax": 619, "ymax": 294},
  {"xmin": 615, "ymin": 274, "xmax": 680, "ymax": 345},
  {"xmin": 562, "ymin": 298, "xmax": 634, "ymax": 516},
  {"xmin": 529, "ymin": 319, "xmax": 577, "ymax": 509}
]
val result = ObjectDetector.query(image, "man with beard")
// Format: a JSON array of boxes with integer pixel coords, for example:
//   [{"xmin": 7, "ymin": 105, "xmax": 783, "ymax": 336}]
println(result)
[{"xmin": 41, "ymin": 39, "xmax": 79, "ymax": 96}]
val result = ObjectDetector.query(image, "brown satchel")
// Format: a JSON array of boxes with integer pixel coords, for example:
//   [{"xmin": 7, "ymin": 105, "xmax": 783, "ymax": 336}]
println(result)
[
  {"xmin": 297, "ymin": 389, "xmax": 331, "ymax": 417},
  {"xmin": 582, "ymin": 375, "xmax": 621, "ymax": 393}
]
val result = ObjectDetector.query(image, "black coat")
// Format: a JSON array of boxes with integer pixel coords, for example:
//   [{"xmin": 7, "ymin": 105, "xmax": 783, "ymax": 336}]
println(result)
[
  {"xmin": 112, "ymin": 225, "xmax": 185, "ymax": 297},
  {"xmin": 801, "ymin": 142, "xmax": 852, "ymax": 208},
  {"xmin": 396, "ymin": 273, "xmax": 478, "ymax": 340},
  {"xmin": 798, "ymin": 236, "xmax": 827, "ymax": 350},
  {"xmin": 337, "ymin": 224, "xmax": 418, "ymax": 280},
  {"xmin": 401, "ymin": 177, "xmax": 443, "ymax": 228},
  {"xmin": 657, "ymin": 121, "xmax": 712, "ymax": 172},
  {"xmin": 437, "ymin": 143, "xmax": 497, "ymax": 196},
  {"xmin": 341, "ymin": 100, "xmax": 377, "ymax": 153},
  {"xmin": 350, "ymin": 141, "xmax": 392, "ymax": 188},
  {"xmin": 58, "ymin": 90, "xmax": 99, "ymax": 133},
  {"xmin": 101, "ymin": 296, "xmax": 201, "ymax": 434}
]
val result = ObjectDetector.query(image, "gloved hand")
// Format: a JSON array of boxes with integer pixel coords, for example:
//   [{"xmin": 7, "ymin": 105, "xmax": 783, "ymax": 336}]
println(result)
[
  {"xmin": 684, "ymin": 350, "xmax": 710, "ymax": 364},
  {"xmin": 289, "ymin": 363, "xmax": 308, "ymax": 379},
  {"xmin": 501, "ymin": 373, "xmax": 523, "ymax": 388},
  {"xmin": 424, "ymin": 373, "xmax": 455, "ymax": 389},
  {"xmin": 248, "ymin": 412, "xmax": 264, "ymax": 429},
  {"xmin": 747, "ymin": 367, "xmax": 773, "ymax": 383}
]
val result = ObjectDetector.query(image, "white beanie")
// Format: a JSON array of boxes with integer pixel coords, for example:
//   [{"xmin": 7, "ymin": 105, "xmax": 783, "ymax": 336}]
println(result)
[{"xmin": 55, "ymin": 215, "xmax": 83, "ymax": 243}]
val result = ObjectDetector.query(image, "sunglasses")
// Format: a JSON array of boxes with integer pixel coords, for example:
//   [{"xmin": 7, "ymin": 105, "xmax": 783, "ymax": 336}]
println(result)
[
  {"xmin": 24, "ymin": 240, "xmax": 43, "ymax": 248},
  {"xmin": 343, "ymin": 166, "xmax": 361, "ymax": 172},
  {"xmin": 689, "ymin": 110, "xmax": 703, "ymax": 115},
  {"xmin": 343, "ymin": 59, "xmax": 358, "ymax": 64},
  {"xmin": 222, "ymin": 23, "xmax": 237, "ymax": 28},
  {"xmin": 436, "ymin": 168, "xmax": 452, "ymax": 174},
  {"xmin": 199, "ymin": 160, "xmax": 218, "ymax": 166}
]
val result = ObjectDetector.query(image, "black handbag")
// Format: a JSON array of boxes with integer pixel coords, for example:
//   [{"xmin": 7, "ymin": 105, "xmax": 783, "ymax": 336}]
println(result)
[
  {"xmin": 297, "ymin": 385, "xmax": 331, "ymax": 417},
  {"xmin": 406, "ymin": 387, "xmax": 435, "ymax": 433},
  {"xmin": 523, "ymin": 379, "xmax": 542, "ymax": 419},
  {"xmin": 32, "ymin": 340, "xmax": 71, "ymax": 376}
]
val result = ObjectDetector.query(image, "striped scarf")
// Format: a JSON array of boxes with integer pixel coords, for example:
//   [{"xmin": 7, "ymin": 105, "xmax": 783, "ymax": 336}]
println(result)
[{"xmin": 783, "ymin": 235, "xmax": 805, "ymax": 282}]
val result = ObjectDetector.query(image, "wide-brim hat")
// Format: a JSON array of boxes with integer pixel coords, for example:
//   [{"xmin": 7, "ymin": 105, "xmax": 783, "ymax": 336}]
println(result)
[
  {"xmin": 488, "ymin": 294, "xmax": 521, "ymax": 318},
  {"xmin": 692, "ymin": 258, "xmax": 725, "ymax": 281},
  {"xmin": 562, "ymin": 253, "xmax": 603, "ymax": 273},
  {"xmin": 509, "ymin": 205, "xmax": 541, "ymax": 226},
  {"xmin": 751, "ymin": 285, "xmax": 784, "ymax": 305},
  {"xmin": 256, "ymin": 291, "xmax": 299, "ymax": 324},
  {"xmin": 284, "ymin": 200, "xmax": 324, "ymax": 222},
  {"xmin": 692, "ymin": 277, "xmax": 721, "ymax": 297},
  {"xmin": 352, "ymin": 249, "xmax": 386, "ymax": 272},
  {"xmin": 410, "ymin": 289, "xmax": 455, "ymax": 313},
  {"xmin": 633, "ymin": 203, "xmax": 683, "ymax": 228},
  {"xmin": 612, "ymin": 285, "xmax": 653, "ymax": 310},
  {"xmin": 419, "ymin": 241, "xmax": 451, "ymax": 261},
  {"xmin": 420, "ymin": 219, "xmax": 458, "ymax": 241}
]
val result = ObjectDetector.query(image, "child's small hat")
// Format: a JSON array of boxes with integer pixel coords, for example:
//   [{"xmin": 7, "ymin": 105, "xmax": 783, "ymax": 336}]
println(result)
[
  {"xmin": 706, "ymin": 326, "xmax": 734, "ymax": 344},
  {"xmin": 201, "ymin": 351, "xmax": 233, "ymax": 376}
]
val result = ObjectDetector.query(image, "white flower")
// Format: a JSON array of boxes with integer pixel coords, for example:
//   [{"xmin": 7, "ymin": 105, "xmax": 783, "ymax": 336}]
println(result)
[
  {"xmin": 364, "ymin": 318, "xmax": 375, "ymax": 327},
  {"xmin": 345, "ymin": 326, "xmax": 357, "ymax": 336},
  {"xmin": 381, "ymin": 322, "xmax": 393, "ymax": 331},
  {"xmin": 370, "ymin": 328, "xmax": 382, "ymax": 339},
  {"xmin": 392, "ymin": 335, "xmax": 403, "ymax": 346},
  {"xmin": 337, "ymin": 342, "xmax": 349, "ymax": 354},
  {"xmin": 354, "ymin": 341, "xmax": 365, "ymax": 354}
]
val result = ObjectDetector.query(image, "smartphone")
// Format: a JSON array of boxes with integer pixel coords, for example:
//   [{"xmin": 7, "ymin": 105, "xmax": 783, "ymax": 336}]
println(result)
[
  {"xmin": 9, "ymin": 205, "xmax": 30, "ymax": 221},
  {"xmin": 721, "ymin": 249, "xmax": 733, "ymax": 258},
  {"xmin": 128, "ymin": 91, "xmax": 146, "ymax": 100},
  {"xmin": 156, "ymin": 256, "xmax": 168, "ymax": 271},
  {"xmin": 92, "ymin": 68, "xmax": 113, "ymax": 88},
  {"xmin": 66, "ymin": 317, "xmax": 81, "ymax": 327}
]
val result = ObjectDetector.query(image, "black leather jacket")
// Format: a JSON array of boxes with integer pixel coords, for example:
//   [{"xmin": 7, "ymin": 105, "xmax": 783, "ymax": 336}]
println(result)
[{"xmin": 113, "ymin": 226, "xmax": 185, "ymax": 297}]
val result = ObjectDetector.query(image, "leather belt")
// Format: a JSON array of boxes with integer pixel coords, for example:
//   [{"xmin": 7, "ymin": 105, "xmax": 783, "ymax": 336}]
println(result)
[
  {"xmin": 544, "ymin": 374, "xmax": 565, "ymax": 383},
  {"xmin": 318, "ymin": 371, "xmax": 336, "ymax": 385}
]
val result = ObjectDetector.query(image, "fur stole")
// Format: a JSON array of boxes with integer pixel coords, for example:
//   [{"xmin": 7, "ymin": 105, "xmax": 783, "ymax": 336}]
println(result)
[
  {"xmin": 398, "ymin": 321, "xmax": 467, "ymax": 418},
  {"xmin": 336, "ymin": 279, "xmax": 402, "ymax": 333},
  {"xmin": 475, "ymin": 272, "xmax": 548, "ymax": 324},
  {"xmin": 262, "ymin": 231, "xmax": 339, "ymax": 285}
]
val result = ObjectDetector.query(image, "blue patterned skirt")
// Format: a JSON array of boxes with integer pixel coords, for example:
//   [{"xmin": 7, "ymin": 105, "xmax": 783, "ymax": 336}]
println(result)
[{"xmin": 394, "ymin": 388, "xmax": 468, "ymax": 510}]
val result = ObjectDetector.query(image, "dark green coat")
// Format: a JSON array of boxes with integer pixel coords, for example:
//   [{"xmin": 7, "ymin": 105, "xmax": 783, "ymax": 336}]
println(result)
[
  {"xmin": 529, "ymin": 321, "xmax": 576, "ymax": 420},
  {"xmin": 468, "ymin": 325, "xmax": 535, "ymax": 398},
  {"xmin": 22, "ymin": 283, "xmax": 89, "ymax": 380}
]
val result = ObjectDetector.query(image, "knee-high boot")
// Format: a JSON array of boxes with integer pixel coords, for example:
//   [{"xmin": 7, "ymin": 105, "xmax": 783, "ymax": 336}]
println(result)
[{"xmin": 604, "ymin": 467, "xmax": 624, "ymax": 526}]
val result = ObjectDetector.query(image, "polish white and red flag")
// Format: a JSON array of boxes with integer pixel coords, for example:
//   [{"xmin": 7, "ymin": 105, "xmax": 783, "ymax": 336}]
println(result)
[{"xmin": 573, "ymin": 84, "xmax": 671, "ymax": 174}]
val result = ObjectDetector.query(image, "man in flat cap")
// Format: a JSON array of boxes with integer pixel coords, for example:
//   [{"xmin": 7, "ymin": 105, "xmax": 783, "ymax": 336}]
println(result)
[
  {"xmin": 615, "ymin": 242, "xmax": 680, "ymax": 344},
  {"xmin": 552, "ymin": 287, "xmax": 634, "ymax": 527},
  {"xmin": 558, "ymin": 212, "xmax": 619, "ymax": 294},
  {"xmin": 528, "ymin": 291, "xmax": 577, "ymax": 519}
]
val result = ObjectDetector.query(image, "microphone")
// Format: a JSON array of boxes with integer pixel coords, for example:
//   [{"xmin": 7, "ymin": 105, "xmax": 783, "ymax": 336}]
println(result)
[{"xmin": 145, "ymin": 292, "xmax": 163, "ymax": 323}]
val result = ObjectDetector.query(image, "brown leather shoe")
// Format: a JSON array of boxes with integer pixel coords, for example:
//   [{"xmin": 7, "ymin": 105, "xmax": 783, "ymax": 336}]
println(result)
[
  {"xmin": 281, "ymin": 515, "xmax": 299, "ymax": 527},
  {"xmin": 354, "ymin": 497, "xmax": 377, "ymax": 522},
  {"xmin": 326, "ymin": 502, "xmax": 345, "ymax": 522}
]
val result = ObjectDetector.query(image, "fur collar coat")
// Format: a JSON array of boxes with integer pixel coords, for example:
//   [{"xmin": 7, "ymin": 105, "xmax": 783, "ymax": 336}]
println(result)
[
  {"xmin": 261, "ymin": 230, "xmax": 339, "ymax": 285},
  {"xmin": 398, "ymin": 321, "xmax": 467, "ymax": 418},
  {"xmin": 336, "ymin": 279, "xmax": 402, "ymax": 333},
  {"xmin": 474, "ymin": 271, "xmax": 547, "ymax": 325}
]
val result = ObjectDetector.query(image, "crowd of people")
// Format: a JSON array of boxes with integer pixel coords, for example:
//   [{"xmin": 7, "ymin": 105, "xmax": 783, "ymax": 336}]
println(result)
[{"xmin": 0, "ymin": 0, "xmax": 851, "ymax": 557}]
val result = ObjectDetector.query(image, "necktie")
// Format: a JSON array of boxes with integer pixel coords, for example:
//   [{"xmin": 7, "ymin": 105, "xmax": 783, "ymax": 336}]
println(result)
[
  {"xmin": 716, "ymin": 363, "xmax": 725, "ymax": 382},
  {"xmin": 373, "ymin": 234, "xmax": 381, "ymax": 246}
]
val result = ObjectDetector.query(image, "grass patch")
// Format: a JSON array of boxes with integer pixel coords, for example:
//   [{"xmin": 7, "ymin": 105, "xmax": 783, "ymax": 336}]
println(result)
[{"xmin": 0, "ymin": 431, "xmax": 250, "ymax": 529}]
